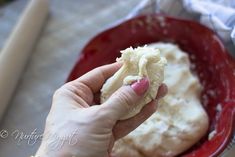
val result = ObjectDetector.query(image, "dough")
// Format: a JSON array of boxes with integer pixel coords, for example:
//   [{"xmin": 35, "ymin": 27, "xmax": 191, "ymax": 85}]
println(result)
[
  {"xmin": 100, "ymin": 46, "xmax": 167, "ymax": 120},
  {"xmin": 111, "ymin": 43, "xmax": 209, "ymax": 157}
]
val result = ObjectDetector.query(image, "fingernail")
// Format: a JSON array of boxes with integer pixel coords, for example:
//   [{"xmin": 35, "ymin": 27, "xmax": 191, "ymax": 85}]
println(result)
[{"xmin": 131, "ymin": 77, "xmax": 149, "ymax": 96}]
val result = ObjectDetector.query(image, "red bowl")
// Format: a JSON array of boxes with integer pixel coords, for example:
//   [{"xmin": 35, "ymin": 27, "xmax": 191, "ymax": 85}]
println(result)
[{"xmin": 67, "ymin": 14, "xmax": 235, "ymax": 157}]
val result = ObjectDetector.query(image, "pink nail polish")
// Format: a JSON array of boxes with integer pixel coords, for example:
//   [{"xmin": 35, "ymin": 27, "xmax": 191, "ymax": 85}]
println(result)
[{"xmin": 131, "ymin": 77, "xmax": 149, "ymax": 96}]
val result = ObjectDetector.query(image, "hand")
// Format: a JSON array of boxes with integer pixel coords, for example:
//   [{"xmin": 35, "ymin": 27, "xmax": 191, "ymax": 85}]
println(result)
[{"xmin": 36, "ymin": 63, "xmax": 167, "ymax": 157}]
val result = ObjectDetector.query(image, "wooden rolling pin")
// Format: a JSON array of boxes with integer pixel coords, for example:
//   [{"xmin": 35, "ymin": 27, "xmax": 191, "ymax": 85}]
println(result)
[{"xmin": 0, "ymin": 0, "xmax": 49, "ymax": 121}]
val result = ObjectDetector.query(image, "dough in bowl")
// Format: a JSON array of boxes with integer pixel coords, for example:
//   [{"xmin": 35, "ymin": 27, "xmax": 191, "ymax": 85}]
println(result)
[
  {"xmin": 100, "ymin": 46, "xmax": 167, "ymax": 120},
  {"xmin": 111, "ymin": 43, "xmax": 209, "ymax": 157}
]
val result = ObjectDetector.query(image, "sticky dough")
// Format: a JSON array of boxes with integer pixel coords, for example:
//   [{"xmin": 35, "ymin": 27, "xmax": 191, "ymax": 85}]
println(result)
[
  {"xmin": 111, "ymin": 43, "xmax": 209, "ymax": 157},
  {"xmin": 100, "ymin": 46, "xmax": 167, "ymax": 120}
]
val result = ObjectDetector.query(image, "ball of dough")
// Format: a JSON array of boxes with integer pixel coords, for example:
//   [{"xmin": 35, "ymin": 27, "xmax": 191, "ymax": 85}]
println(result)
[{"xmin": 100, "ymin": 46, "xmax": 167, "ymax": 120}]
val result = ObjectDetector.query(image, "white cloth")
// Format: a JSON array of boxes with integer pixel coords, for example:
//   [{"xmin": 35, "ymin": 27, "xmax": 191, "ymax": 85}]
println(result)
[{"xmin": 126, "ymin": 0, "xmax": 235, "ymax": 56}]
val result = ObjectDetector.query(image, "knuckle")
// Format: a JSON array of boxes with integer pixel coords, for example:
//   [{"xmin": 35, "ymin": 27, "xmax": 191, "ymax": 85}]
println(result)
[
  {"xmin": 115, "ymin": 89, "xmax": 135, "ymax": 108},
  {"xmin": 64, "ymin": 82, "xmax": 93, "ymax": 103},
  {"xmin": 53, "ymin": 88, "xmax": 63, "ymax": 99},
  {"xmin": 90, "ymin": 106, "xmax": 116, "ymax": 126},
  {"xmin": 53, "ymin": 82, "xmax": 71, "ymax": 98}
]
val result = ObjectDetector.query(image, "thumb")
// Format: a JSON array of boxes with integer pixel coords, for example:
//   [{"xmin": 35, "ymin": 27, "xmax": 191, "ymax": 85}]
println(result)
[{"xmin": 102, "ymin": 77, "xmax": 149, "ymax": 120}]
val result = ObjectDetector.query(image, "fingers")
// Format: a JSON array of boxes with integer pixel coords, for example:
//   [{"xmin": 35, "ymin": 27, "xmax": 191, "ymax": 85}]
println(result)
[
  {"xmin": 53, "ymin": 83, "xmax": 91, "ymax": 108},
  {"xmin": 71, "ymin": 62, "xmax": 122, "ymax": 94},
  {"xmin": 113, "ymin": 100, "xmax": 157, "ymax": 140},
  {"xmin": 63, "ymin": 62, "xmax": 121, "ymax": 105},
  {"xmin": 156, "ymin": 83, "xmax": 168, "ymax": 99},
  {"xmin": 101, "ymin": 78, "xmax": 149, "ymax": 121}
]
